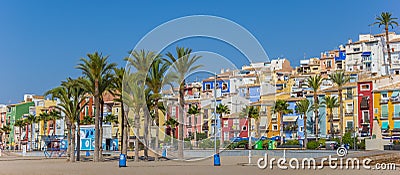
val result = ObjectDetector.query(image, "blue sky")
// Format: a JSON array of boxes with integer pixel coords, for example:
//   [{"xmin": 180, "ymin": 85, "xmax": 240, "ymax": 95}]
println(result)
[{"xmin": 0, "ymin": 0, "xmax": 399, "ymax": 104}]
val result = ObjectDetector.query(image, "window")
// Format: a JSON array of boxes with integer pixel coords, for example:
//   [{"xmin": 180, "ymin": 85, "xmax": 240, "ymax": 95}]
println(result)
[
  {"xmin": 353, "ymin": 48, "xmax": 360, "ymax": 52},
  {"xmin": 381, "ymin": 92, "xmax": 388, "ymax": 99},
  {"xmin": 360, "ymin": 84, "xmax": 370, "ymax": 91},
  {"xmin": 188, "ymin": 117, "xmax": 192, "ymax": 126},
  {"xmin": 222, "ymin": 83, "xmax": 228, "ymax": 91},
  {"xmin": 299, "ymin": 126, "xmax": 304, "ymax": 132},
  {"xmin": 346, "ymin": 103, "xmax": 353, "ymax": 114},
  {"xmin": 327, "ymin": 60, "xmax": 332, "ymax": 68},
  {"xmin": 347, "ymin": 121, "xmax": 354, "ymax": 129},
  {"xmin": 272, "ymin": 124, "xmax": 278, "ymax": 131},
  {"xmin": 233, "ymin": 119, "xmax": 239, "ymax": 130},
  {"xmin": 224, "ymin": 132, "xmax": 229, "ymax": 141},
  {"xmin": 205, "ymin": 84, "xmax": 211, "ymax": 90},
  {"xmin": 171, "ymin": 107, "xmax": 176, "ymax": 117},
  {"xmin": 362, "ymin": 110, "xmax": 369, "ymax": 123},
  {"xmin": 223, "ymin": 120, "xmax": 228, "ymax": 128},
  {"xmin": 381, "ymin": 104, "xmax": 388, "ymax": 118}
]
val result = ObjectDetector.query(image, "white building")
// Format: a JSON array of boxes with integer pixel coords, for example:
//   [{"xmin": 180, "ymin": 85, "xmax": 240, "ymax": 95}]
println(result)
[{"xmin": 345, "ymin": 32, "xmax": 400, "ymax": 76}]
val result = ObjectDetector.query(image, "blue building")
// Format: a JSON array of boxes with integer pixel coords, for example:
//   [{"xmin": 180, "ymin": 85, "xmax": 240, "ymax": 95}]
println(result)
[{"xmin": 305, "ymin": 94, "xmax": 327, "ymax": 139}]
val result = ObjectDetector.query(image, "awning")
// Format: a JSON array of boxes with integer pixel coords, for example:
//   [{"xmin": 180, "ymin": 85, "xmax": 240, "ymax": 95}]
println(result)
[
  {"xmin": 283, "ymin": 115, "xmax": 298, "ymax": 122},
  {"xmin": 361, "ymin": 52, "xmax": 371, "ymax": 56},
  {"xmin": 394, "ymin": 121, "xmax": 400, "ymax": 129},
  {"xmin": 392, "ymin": 91, "xmax": 399, "ymax": 98},
  {"xmin": 381, "ymin": 121, "xmax": 389, "ymax": 129}
]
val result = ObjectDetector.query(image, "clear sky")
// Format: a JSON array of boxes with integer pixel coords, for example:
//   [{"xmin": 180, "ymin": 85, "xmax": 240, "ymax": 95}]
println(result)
[{"xmin": 0, "ymin": 0, "xmax": 399, "ymax": 104}]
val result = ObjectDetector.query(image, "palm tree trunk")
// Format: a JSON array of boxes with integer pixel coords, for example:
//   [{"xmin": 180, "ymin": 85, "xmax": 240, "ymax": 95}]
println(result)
[
  {"xmin": 123, "ymin": 105, "xmax": 128, "ymax": 155},
  {"xmin": 303, "ymin": 113, "xmax": 308, "ymax": 148},
  {"xmin": 193, "ymin": 115, "xmax": 197, "ymax": 148},
  {"xmin": 99, "ymin": 101, "xmax": 104, "ymax": 161},
  {"xmin": 134, "ymin": 111, "xmax": 140, "ymax": 162},
  {"xmin": 314, "ymin": 94, "xmax": 319, "ymax": 141},
  {"xmin": 71, "ymin": 124, "xmax": 76, "ymax": 162},
  {"xmin": 76, "ymin": 117, "xmax": 81, "ymax": 161},
  {"xmin": 338, "ymin": 89, "xmax": 344, "ymax": 144},
  {"xmin": 94, "ymin": 80, "xmax": 100, "ymax": 162},
  {"xmin": 330, "ymin": 111, "xmax": 334, "ymax": 139},
  {"xmin": 154, "ymin": 98, "xmax": 159, "ymax": 161},
  {"xmin": 143, "ymin": 109, "xmax": 149, "ymax": 159},
  {"xmin": 178, "ymin": 83, "xmax": 184, "ymax": 159},
  {"xmin": 121, "ymin": 103, "xmax": 127, "ymax": 155},
  {"xmin": 31, "ymin": 123, "xmax": 34, "ymax": 151},
  {"xmin": 386, "ymin": 27, "xmax": 392, "ymax": 74},
  {"xmin": 66, "ymin": 120, "xmax": 71, "ymax": 161}
]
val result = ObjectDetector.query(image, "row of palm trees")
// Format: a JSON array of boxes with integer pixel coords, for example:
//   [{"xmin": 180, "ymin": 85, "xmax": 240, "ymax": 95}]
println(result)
[{"xmin": 43, "ymin": 46, "xmax": 202, "ymax": 162}]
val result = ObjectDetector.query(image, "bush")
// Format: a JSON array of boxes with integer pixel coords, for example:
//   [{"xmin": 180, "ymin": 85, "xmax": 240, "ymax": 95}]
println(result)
[
  {"xmin": 307, "ymin": 141, "xmax": 319, "ymax": 149},
  {"xmin": 357, "ymin": 139, "xmax": 365, "ymax": 150},
  {"xmin": 284, "ymin": 140, "xmax": 299, "ymax": 145},
  {"xmin": 198, "ymin": 139, "xmax": 220, "ymax": 149},
  {"xmin": 318, "ymin": 139, "xmax": 326, "ymax": 146}
]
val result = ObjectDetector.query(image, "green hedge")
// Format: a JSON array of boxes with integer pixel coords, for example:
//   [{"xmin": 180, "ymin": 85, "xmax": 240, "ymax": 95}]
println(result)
[{"xmin": 306, "ymin": 141, "xmax": 319, "ymax": 149}]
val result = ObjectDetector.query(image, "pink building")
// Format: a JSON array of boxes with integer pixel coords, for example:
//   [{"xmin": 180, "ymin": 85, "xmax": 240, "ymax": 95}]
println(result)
[{"xmin": 221, "ymin": 114, "xmax": 249, "ymax": 142}]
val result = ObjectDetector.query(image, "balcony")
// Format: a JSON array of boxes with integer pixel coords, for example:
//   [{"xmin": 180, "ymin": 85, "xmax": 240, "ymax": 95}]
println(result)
[
  {"xmin": 393, "ymin": 113, "xmax": 400, "ymax": 119},
  {"xmin": 380, "ymin": 115, "xmax": 389, "ymax": 120},
  {"xmin": 380, "ymin": 98, "xmax": 389, "ymax": 104},
  {"xmin": 391, "ymin": 96, "xmax": 400, "ymax": 103},
  {"xmin": 345, "ymin": 111, "xmax": 354, "ymax": 116},
  {"xmin": 346, "ymin": 93, "xmax": 353, "ymax": 100}
]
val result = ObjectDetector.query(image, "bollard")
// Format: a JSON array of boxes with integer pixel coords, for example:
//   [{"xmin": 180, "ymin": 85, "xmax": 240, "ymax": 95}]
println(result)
[
  {"xmin": 119, "ymin": 154, "xmax": 127, "ymax": 167},
  {"xmin": 0, "ymin": 148, "xmax": 2, "ymax": 157},
  {"xmin": 214, "ymin": 153, "xmax": 221, "ymax": 166},
  {"xmin": 86, "ymin": 151, "xmax": 90, "ymax": 157}
]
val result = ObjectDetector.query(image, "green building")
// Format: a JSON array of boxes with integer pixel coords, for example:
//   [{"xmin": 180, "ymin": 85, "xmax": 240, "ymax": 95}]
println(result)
[{"xmin": 6, "ymin": 102, "xmax": 34, "ymax": 144}]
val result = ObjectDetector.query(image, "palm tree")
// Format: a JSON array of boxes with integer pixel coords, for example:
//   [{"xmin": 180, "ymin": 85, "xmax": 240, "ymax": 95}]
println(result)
[
  {"xmin": 13, "ymin": 119, "xmax": 25, "ymax": 150},
  {"xmin": 48, "ymin": 110, "xmax": 62, "ymax": 136},
  {"xmin": 146, "ymin": 57, "xmax": 169, "ymax": 160},
  {"xmin": 45, "ymin": 78, "xmax": 87, "ymax": 162},
  {"xmin": 38, "ymin": 112, "xmax": 51, "ymax": 136},
  {"xmin": 76, "ymin": 52, "xmax": 116, "ymax": 162},
  {"xmin": 125, "ymin": 50, "xmax": 161, "ymax": 160},
  {"xmin": 305, "ymin": 75, "xmax": 324, "ymax": 141},
  {"xmin": 164, "ymin": 47, "xmax": 202, "ymax": 159},
  {"xmin": 110, "ymin": 67, "xmax": 128, "ymax": 155},
  {"xmin": 216, "ymin": 103, "xmax": 230, "ymax": 148},
  {"xmin": 25, "ymin": 114, "xmax": 37, "ymax": 151},
  {"xmin": 104, "ymin": 114, "xmax": 119, "ymax": 125},
  {"xmin": 329, "ymin": 71, "xmax": 350, "ymax": 143},
  {"xmin": 81, "ymin": 116, "xmax": 94, "ymax": 125},
  {"xmin": 122, "ymin": 73, "xmax": 146, "ymax": 162},
  {"xmin": 187, "ymin": 105, "xmax": 200, "ymax": 147},
  {"xmin": 240, "ymin": 106, "xmax": 260, "ymax": 149},
  {"xmin": 371, "ymin": 12, "xmax": 399, "ymax": 74},
  {"xmin": 295, "ymin": 99, "xmax": 310, "ymax": 148},
  {"xmin": 272, "ymin": 100, "xmax": 293, "ymax": 144},
  {"xmin": 163, "ymin": 117, "xmax": 178, "ymax": 147},
  {"xmin": 322, "ymin": 96, "xmax": 339, "ymax": 139},
  {"xmin": 1, "ymin": 125, "xmax": 11, "ymax": 147}
]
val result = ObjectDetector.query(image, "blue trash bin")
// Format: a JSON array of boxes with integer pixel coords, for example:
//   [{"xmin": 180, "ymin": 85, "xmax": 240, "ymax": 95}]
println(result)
[
  {"xmin": 162, "ymin": 148, "xmax": 167, "ymax": 157},
  {"xmin": 214, "ymin": 153, "xmax": 221, "ymax": 166},
  {"xmin": 119, "ymin": 154, "xmax": 127, "ymax": 167}
]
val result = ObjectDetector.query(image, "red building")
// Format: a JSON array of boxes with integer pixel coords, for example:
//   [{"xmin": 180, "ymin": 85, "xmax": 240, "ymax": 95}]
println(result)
[
  {"xmin": 221, "ymin": 114, "xmax": 249, "ymax": 141},
  {"xmin": 357, "ymin": 80, "xmax": 373, "ymax": 136}
]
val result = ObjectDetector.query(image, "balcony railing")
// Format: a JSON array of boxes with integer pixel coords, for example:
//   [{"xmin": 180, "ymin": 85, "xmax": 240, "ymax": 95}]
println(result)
[
  {"xmin": 345, "ymin": 112, "xmax": 354, "ymax": 116},
  {"xmin": 380, "ymin": 115, "xmax": 389, "ymax": 120},
  {"xmin": 380, "ymin": 98, "xmax": 389, "ymax": 104},
  {"xmin": 346, "ymin": 93, "xmax": 353, "ymax": 99},
  {"xmin": 391, "ymin": 96, "xmax": 400, "ymax": 103}
]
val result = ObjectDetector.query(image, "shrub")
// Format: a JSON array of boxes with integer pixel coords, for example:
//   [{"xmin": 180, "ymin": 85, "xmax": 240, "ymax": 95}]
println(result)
[
  {"xmin": 307, "ymin": 141, "xmax": 319, "ymax": 149},
  {"xmin": 284, "ymin": 140, "xmax": 299, "ymax": 145},
  {"xmin": 198, "ymin": 139, "xmax": 220, "ymax": 149},
  {"xmin": 357, "ymin": 139, "xmax": 365, "ymax": 150}
]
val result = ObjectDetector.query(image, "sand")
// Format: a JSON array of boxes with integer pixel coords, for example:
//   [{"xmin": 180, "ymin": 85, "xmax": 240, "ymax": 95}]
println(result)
[{"xmin": 0, "ymin": 156, "xmax": 398, "ymax": 175}]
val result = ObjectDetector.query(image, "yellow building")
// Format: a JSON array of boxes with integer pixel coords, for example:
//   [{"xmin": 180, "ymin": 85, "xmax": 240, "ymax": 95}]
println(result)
[
  {"xmin": 323, "ymin": 82, "xmax": 358, "ymax": 136},
  {"xmin": 373, "ymin": 82, "xmax": 400, "ymax": 137}
]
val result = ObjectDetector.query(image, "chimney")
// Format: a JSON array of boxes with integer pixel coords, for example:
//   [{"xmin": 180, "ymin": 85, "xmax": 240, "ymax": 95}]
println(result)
[
  {"xmin": 220, "ymin": 68, "xmax": 224, "ymax": 74},
  {"xmin": 348, "ymin": 39, "xmax": 352, "ymax": 44}
]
